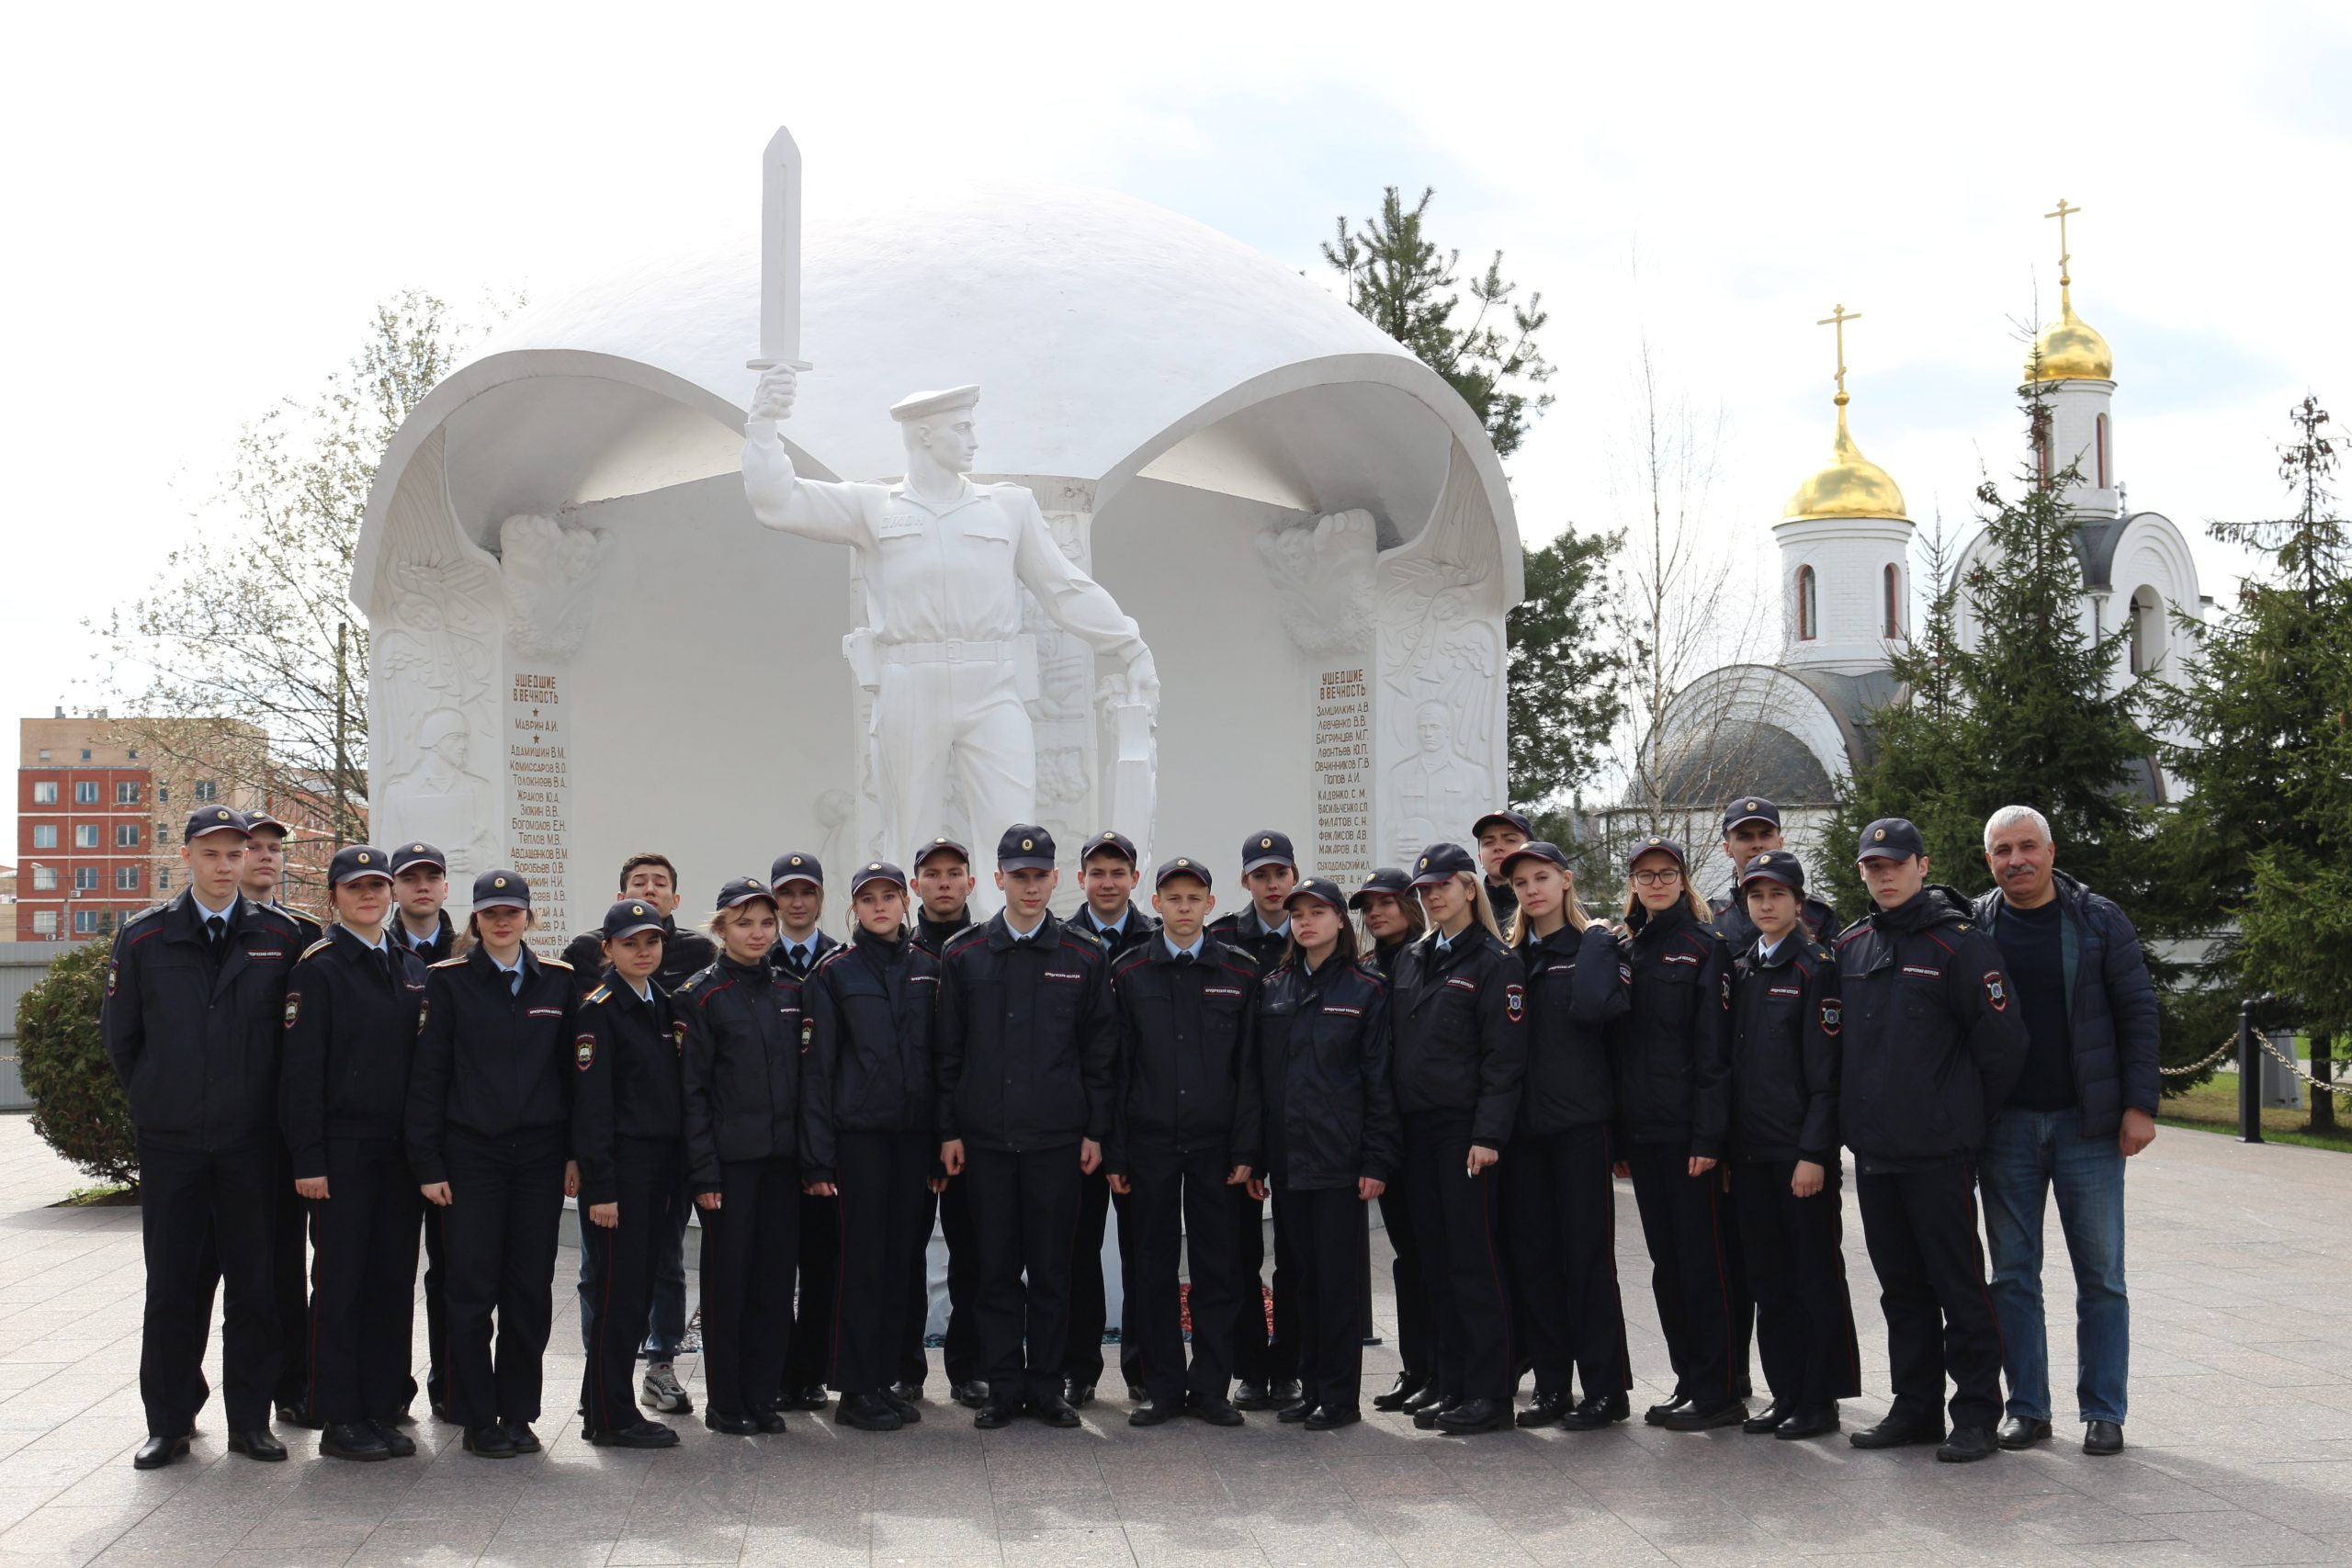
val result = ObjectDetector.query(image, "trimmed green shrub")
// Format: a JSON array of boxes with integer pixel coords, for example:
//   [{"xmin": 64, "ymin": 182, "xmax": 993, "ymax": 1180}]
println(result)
[{"xmin": 17, "ymin": 942, "xmax": 138, "ymax": 1190}]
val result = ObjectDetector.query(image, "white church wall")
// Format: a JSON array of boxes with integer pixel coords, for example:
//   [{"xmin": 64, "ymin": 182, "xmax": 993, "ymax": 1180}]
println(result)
[
  {"xmin": 1774, "ymin": 514, "xmax": 1912, "ymax": 673},
  {"xmin": 2041, "ymin": 378, "xmax": 2120, "ymax": 516}
]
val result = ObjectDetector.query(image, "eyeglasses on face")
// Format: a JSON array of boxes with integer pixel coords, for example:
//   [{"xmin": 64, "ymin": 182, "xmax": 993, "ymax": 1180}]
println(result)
[{"xmin": 1631, "ymin": 868, "xmax": 1682, "ymax": 887}]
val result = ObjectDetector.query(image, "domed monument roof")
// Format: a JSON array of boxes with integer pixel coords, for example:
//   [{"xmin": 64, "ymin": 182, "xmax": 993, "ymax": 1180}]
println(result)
[
  {"xmin": 354, "ymin": 175, "xmax": 1518, "ymax": 608},
  {"xmin": 2024, "ymin": 197, "xmax": 2113, "ymax": 383},
  {"xmin": 1782, "ymin": 303, "xmax": 1907, "ymax": 522}
]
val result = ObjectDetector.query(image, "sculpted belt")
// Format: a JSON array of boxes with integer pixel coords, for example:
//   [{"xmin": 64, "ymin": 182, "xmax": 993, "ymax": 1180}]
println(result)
[{"xmin": 876, "ymin": 638, "xmax": 1021, "ymax": 666}]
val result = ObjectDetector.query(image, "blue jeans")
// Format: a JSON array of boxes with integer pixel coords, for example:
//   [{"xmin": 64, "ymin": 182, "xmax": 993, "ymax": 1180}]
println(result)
[
  {"xmin": 1978, "ymin": 1107, "xmax": 2128, "ymax": 1425},
  {"xmin": 577, "ymin": 1185, "xmax": 692, "ymax": 1360}
]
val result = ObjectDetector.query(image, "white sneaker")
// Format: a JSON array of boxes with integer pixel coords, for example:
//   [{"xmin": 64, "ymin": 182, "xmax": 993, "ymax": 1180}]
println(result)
[{"xmin": 641, "ymin": 1361, "xmax": 693, "ymax": 1414}]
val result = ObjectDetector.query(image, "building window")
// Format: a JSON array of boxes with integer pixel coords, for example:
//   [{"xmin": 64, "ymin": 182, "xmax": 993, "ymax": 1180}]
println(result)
[
  {"xmin": 30, "ymin": 864, "xmax": 56, "ymax": 891},
  {"xmin": 1883, "ymin": 564, "xmax": 1903, "ymax": 639},
  {"xmin": 116, "ymin": 825, "xmax": 141, "ymax": 848},
  {"xmin": 127, "ymin": 748, "xmax": 138, "ymax": 760},
  {"xmin": 73, "ymin": 909, "xmax": 108, "ymax": 936},
  {"xmin": 79, "ymin": 749, "xmax": 92, "ymax": 761},
  {"xmin": 1796, "ymin": 566, "xmax": 1818, "ymax": 641},
  {"xmin": 74, "ymin": 825, "xmax": 100, "ymax": 849},
  {"xmin": 194, "ymin": 780, "xmax": 218, "ymax": 804},
  {"xmin": 2096, "ymin": 414, "xmax": 2109, "ymax": 491},
  {"xmin": 156, "ymin": 784, "xmax": 169, "ymax": 805},
  {"xmin": 74, "ymin": 781, "xmax": 99, "ymax": 805},
  {"xmin": 117, "ymin": 781, "xmax": 141, "ymax": 805},
  {"xmin": 74, "ymin": 867, "xmax": 98, "ymax": 891},
  {"xmin": 2129, "ymin": 587, "xmax": 2166, "ymax": 674},
  {"xmin": 32, "ymin": 781, "xmax": 57, "ymax": 805},
  {"xmin": 31, "ymin": 910, "xmax": 58, "ymax": 937},
  {"xmin": 33, "ymin": 825, "xmax": 58, "ymax": 849},
  {"xmin": 116, "ymin": 865, "xmax": 141, "ymax": 892},
  {"xmin": 157, "ymin": 867, "xmax": 172, "ymax": 892}
]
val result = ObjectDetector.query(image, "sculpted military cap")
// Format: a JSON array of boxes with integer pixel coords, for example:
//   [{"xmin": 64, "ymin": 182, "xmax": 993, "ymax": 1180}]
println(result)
[
  {"xmin": 715, "ymin": 875, "xmax": 775, "ymax": 911},
  {"xmin": 471, "ymin": 869, "xmax": 532, "ymax": 910},
  {"xmin": 1739, "ymin": 849, "xmax": 1805, "ymax": 894},
  {"xmin": 1498, "ymin": 840, "xmax": 1570, "ymax": 878},
  {"xmin": 1625, "ymin": 835, "xmax": 1690, "ymax": 873},
  {"xmin": 1410, "ymin": 842, "xmax": 1478, "ymax": 885},
  {"xmin": 888, "ymin": 385, "xmax": 981, "ymax": 423},
  {"xmin": 1285, "ymin": 876, "xmax": 1348, "ymax": 914},
  {"xmin": 1080, "ymin": 829, "xmax": 1138, "ymax": 865},
  {"xmin": 243, "ymin": 807, "xmax": 291, "ymax": 839},
  {"xmin": 1856, "ymin": 818, "xmax": 1926, "ymax": 863},
  {"xmin": 851, "ymin": 860, "xmax": 909, "ymax": 896},
  {"xmin": 1349, "ymin": 866, "xmax": 1414, "ymax": 908},
  {"xmin": 602, "ymin": 899, "xmax": 666, "ymax": 941},
  {"xmin": 911, "ymin": 836, "xmax": 970, "ymax": 870},
  {"xmin": 769, "ymin": 852, "xmax": 823, "ymax": 889},
  {"xmin": 1153, "ymin": 855, "xmax": 1211, "ymax": 890},
  {"xmin": 389, "ymin": 840, "xmax": 446, "ymax": 875},
  {"xmin": 328, "ymin": 844, "xmax": 392, "ymax": 886},
  {"xmin": 997, "ymin": 824, "xmax": 1057, "ymax": 872},
  {"xmin": 1239, "ymin": 829, "xmax": 1297, "ymax": 874},
  {"xmin": 1471, "ymin": 808, "xmax": 1533, "ymax": 840},
  {"xmin": 1723, "ymin": 796, "xmax": 1782, "ymax": 832},
  {"xmin": 183, "ymin": 806, "xmax": 250, "ymax": 843}
]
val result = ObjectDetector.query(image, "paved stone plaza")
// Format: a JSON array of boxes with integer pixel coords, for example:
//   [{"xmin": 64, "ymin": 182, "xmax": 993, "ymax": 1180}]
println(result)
[{"xmin": 0, "ymin": 1113, "xmax": 2346, "ymax": 1567}]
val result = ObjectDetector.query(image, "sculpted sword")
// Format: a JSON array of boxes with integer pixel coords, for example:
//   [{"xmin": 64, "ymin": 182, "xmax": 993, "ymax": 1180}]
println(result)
[{"xmin": 747, "ymin": 125, "xmax": 813, "ymax": 374}]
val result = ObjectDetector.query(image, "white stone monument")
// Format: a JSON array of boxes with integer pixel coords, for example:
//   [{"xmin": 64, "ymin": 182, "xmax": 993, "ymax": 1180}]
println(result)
[{"xmin": 352, "ymin": 128, "xmax": 1522, "ymax": 940}]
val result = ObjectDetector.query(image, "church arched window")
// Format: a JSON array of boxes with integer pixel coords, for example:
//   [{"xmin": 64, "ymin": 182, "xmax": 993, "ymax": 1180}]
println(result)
[
  {"xmin": 2096, "ymin": 414, "xmax": 2109, "ymax": 491},
  {"xmin": 2129, "ymin": 587, "xmax": 2165, "ymax": 674},
  {"xmin": 1796, "ymin": 566, "xmax": 1817, "ymax": 641},
  {"xmin": 1883, "ymin": 564, "xmax": 1902, "ymax": 639}
]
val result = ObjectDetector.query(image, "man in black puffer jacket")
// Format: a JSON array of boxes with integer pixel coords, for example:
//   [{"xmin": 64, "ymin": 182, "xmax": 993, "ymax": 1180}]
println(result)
[
  {"xmin": 1971, "ymin": 806, "xmax": 2158, "ymax": 1460},
  {"xmin": 1838, "ymin": 819, "xmax": 2026, "ymax": 1465}
]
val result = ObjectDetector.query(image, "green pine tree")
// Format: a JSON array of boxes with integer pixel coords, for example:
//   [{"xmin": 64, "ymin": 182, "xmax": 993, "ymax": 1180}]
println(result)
[
  {"xmin": 2154, "ymin": 395, "xmax": 2351, "ymax": 1126},
  {"xmin": 1834, "ymin": 374, "xmax": 2158, "ymax": 909}
]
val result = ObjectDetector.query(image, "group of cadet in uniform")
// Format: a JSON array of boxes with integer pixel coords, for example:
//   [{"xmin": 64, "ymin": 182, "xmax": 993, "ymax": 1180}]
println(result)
[{"xmin": 103, "ymin": 791, "xmax": 2106, "ymax": 1470}]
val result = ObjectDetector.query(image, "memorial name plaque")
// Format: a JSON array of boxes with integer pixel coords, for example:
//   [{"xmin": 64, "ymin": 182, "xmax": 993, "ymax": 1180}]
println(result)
[
  {"xmin": 1313, "ymin": 666, "xmax": 1374, "ymax": 886},
  {"xmin": 507, "ymin": 671, "xmax": 571, "ymax": 952}
]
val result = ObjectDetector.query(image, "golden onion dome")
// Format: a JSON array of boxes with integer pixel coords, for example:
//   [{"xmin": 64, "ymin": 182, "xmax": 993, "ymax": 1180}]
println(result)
[
  {"xmin": 2026, "ymin": 296, "xmax": 2114, "ymax": 382},
  {"xmin": 1784, "ymin": 401, "xmax": 1908, "ymax": 521}
]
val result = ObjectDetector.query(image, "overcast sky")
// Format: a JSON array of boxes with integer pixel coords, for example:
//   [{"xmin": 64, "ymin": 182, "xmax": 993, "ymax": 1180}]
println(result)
[{"xmin": 4, "ymin": 1, "xmax": 2344, "ymax": 780}]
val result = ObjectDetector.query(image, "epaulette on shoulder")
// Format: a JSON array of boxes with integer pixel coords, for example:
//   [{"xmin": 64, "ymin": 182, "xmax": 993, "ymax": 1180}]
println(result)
[
  {"xmin": 1110, "ymin": 945, "xmax": 1153, "ymax": 979},
  {"xmin": 584, "ymin": 983, "xmax": 612, "ymax": 1006},
  {"xmin": 250, "ymin": 903, "xmax": 302, "ymax": 934},
  {"xmin": 809, "ymin": 946, "xmax": 852, "ymax": 976},
  {"xmin": 122, "ymin": 900, "xmax": 172, "ymax": 931},
  {"xmin": 1835, "ymin": 922, "xmax": 1871, "ymax": 947},
  {"xmin": 943, "ymin": 925, "xmax": 991, "ymax": 958},
  {"xmin": 298, "ymin": 936, "xmax": 334, "ymax": 962},
  {"xmin": 1061, "ymin": 923, "xmax": 1105, "ymax": 951},
  {"xmin": 430, "ymin": 954, "xmax": 469, "ymax": 968},
  {"xmin": 674, "ymin": 970, "xmax": 705, "ymax": 994},
  {"xmin": 540, "ymin": 956, "xmax": 573, "ymax": 970},
  {"xmin": 280, "ymin": 902, "xmax": 322, "ymax": 926}
]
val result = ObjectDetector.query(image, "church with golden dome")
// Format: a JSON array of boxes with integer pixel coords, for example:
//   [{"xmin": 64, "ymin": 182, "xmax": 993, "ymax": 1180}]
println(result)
[{"xmin": 1621, "ymin": 201, "xmax": 2207, "ymax": 896}]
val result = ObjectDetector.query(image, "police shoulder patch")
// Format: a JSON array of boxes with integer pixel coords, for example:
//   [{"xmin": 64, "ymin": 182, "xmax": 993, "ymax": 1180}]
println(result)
[
  {"xmin": 1720, "ymin": 975, "xmax": 1732, "ymax": 1009},
  {"xmin": 1983, "ymin": 970, "xmax": 2008, "ymax": 1012},
  {"xmin": 1503, "ymin": 983, "xmax": 1525, "ymax": 1023},
  {"xmin": 417, "ymin": 998, "xmax": 430, "ymax": 1034},
  {"xmin": 107, "ymin": 960, "xmax": 119, "ymax": 997},
  {"xmin": 283, "ymin": 992, "xmax": 301, "ymax": 1029},
  {"xmin": 673, "ymin": 1019, "xmax": 689, "ymax": 1054},
  {"xmin": 1819, "ymin": 998, "xmax": 1842, "ymax": 1036},
  {"xmin": 575, "ymin": 1032, "xmax": 595, "ymax": 1071}
]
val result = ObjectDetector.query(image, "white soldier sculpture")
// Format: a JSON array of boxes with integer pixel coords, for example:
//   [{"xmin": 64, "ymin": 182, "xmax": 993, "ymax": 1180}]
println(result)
[{"xmin": 743, "ymin": 367, "xmax": 1159, "ymax": 859}]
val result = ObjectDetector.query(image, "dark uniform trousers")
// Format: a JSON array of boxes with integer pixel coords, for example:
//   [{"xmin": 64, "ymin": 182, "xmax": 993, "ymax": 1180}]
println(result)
[
  {"xmin": 1623, "ymin": 1137, "xmax": 1735, "ymax": 1406},
  {"xmin": 1275, "ymin": 1183, "xmax": 1370, "ymax": 1415},
  {"xmin": 1125, "ymin": 1147, "xmax": 1243, "ymax": 1406},
  {"xmin": 1402, "ymin": 1109, "xmax": 1513, "ymax": 1402},
  {"xmin": 1065, "ymin": 1171, "xmax": 1145, "ymax": 1392},
  {"xmin": 1232, "ymin": 1187, "xmax": 1298, "ymax": 1387},
  {"xmin": 1856, "ymin": 1162, "xmax": 2003, "ymax": 1428},
  {"xmin": 700, "ymin": 1156, "xmax": 801, "ymax": 1417},
  {"xmin": 1376, "ymin": 1185, "xmax": 1429, "ymax": 1382},
  {"xmin": 1734, "ymin": 1159, "xmax": 1860, "ymax": 1407},
  {"xmin": 785, "ymin": 1191, "xmax": 841, "ymax": 1394},
  {"xmin": 1505, "ymin": 1125, "xmax": 1631, "ymax": 1400},
  {"xmin": 439, "ymin": 1126, "xmax": 567, "ymax": 1429},
  {"xmin": 138, "ymin": 1137, "xmax": 282, "ymax": 1437},
  {"xmin": 966, "ymin": 1144, "xmax": 1082, "ymax": 1409},
  {"xmin": 580, "ymin": 1138, "xmax": 683, "ymax": 1438},
  {"xmin": 1721, "ymin": 1191, "xmax": 1757, "ymax": 1393},
  {"xmin": 271, "ymin": 1143, "xmax": 311, "ymax": 1409},
  {"xmin": 305, "ymin": 1140, "xmax": 423, "ymax": 1424},
  {"xmin": 904, "ymin": 1179, "xmax": 982, "ymax": 1389},
  {"xmin": 831, "ymin": 1131, "xmax": 935, "ymax": 1394}
]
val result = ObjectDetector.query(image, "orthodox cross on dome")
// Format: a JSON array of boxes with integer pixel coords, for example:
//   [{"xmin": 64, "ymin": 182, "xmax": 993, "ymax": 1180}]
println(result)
[
  {"xmin": 1817, "ymin": 303, "xmax": 1860, "ymax": 411},
  {"xmin": 2046, "ymin": 197, "xmax": 2083, "ymax": 296}
]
